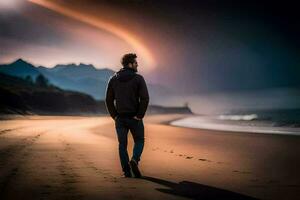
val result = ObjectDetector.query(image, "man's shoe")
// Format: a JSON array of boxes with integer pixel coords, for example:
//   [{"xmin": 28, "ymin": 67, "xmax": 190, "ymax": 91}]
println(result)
[
  {"xmin": 129, "ymin": 159, "xmax": 142, "ymax": 178},
  {"xmin": 123, "ymin": 171, "xmax": 132, "ymax": 178}
]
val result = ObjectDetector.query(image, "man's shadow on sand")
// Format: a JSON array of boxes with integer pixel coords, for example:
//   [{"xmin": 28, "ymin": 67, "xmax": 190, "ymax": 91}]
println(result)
[{"xmin": 142, "ymin": 176, "xmax": 259, "ymax": 200}]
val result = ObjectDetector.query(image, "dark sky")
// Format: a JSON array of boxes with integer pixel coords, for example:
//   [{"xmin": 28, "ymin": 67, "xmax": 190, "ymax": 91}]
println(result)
[{"xmin": 1, "ymin": 0, "xmax": 299, "ymax": 94}]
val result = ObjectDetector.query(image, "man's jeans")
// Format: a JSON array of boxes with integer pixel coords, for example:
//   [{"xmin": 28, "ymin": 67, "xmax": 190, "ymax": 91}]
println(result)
[{"xmin": 115, "ymin": 116, "xmax": 144, "ymax": 173}]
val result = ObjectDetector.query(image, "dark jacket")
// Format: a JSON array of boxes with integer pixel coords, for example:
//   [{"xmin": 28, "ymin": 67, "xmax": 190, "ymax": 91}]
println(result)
[{"xmin": 105, "ymin": 67, "xmax": 149, "ymax": 119}]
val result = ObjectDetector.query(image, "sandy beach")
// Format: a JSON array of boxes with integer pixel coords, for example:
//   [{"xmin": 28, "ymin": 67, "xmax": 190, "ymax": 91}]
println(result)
[{"xmin": 0, "ymin": 114, "xmax": 299, "ymax": 200}]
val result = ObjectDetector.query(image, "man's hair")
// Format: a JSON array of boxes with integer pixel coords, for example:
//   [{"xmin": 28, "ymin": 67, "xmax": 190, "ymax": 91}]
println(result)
[{"xmin": 121, "ymin": 53, "xmax": 137, "ymax": 67}]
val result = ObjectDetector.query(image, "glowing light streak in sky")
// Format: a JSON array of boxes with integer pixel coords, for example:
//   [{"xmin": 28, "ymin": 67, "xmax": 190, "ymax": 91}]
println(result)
[{"xmin": 28, "ymin": 0, "xmax": 156, "ymax": 71}]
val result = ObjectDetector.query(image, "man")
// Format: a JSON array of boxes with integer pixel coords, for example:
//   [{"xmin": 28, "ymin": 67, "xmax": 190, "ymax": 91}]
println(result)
[{"xmin": 105, "ymin": 53, "xmax": 149, "ymax": 178}]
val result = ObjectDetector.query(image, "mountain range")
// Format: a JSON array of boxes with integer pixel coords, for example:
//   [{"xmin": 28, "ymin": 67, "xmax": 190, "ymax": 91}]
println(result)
[
  {"xmin": 0, "ymin": 59, "xmax": 193, "ymax": 115},
  {"xmin": 0, "ymin": 59, "xmax": 176, "ymax": 101}
]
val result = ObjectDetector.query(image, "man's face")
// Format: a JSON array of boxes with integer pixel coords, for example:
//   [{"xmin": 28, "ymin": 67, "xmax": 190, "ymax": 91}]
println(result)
[{"xmin": 129, "ymin": 60, "xmax": 138, "ymax": 72}]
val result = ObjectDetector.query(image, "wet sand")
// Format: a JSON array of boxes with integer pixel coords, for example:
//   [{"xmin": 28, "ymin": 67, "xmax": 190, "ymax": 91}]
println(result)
[{"xmin": 0, "ymin": 114, "xmax": 299, "ymax": 200}]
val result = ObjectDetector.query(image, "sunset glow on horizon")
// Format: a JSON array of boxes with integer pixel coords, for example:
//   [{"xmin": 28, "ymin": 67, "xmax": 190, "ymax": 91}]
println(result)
[{"xmin": 28, "ymin": 0, "xmax": 156, "ymax": 72}]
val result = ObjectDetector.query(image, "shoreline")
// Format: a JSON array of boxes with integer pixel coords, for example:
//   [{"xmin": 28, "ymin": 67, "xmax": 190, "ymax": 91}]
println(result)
[
  {"xmin": 167, "ymin": 115, "xmax": 300, "ymax": 136},
  {"xmin": 2, "ymin": 113, "xmax": 299, "ymax": 136}
]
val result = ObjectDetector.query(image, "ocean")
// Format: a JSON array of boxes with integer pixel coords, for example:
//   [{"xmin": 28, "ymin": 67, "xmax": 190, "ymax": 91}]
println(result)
[{"xmin": 170, "ymin": 108, "xmax": 300, "ymax": 135}]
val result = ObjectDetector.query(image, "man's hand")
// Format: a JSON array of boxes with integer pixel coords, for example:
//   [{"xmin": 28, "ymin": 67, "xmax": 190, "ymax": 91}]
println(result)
[{"xmin": 133, "ymin": 116, "xmax": 142, "ymax": 120}]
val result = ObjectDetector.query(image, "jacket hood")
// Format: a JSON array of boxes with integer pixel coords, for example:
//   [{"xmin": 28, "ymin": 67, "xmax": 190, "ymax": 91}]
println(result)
[{"xmin": 115, "ymin": 67, "xmax": 137, "ymax": 82}]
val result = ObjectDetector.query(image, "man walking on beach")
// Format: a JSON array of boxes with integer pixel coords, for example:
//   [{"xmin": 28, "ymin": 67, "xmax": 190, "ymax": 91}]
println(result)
[{"xmin": 105, "ymin": 53, "xmax": 149, "ymax": 178}]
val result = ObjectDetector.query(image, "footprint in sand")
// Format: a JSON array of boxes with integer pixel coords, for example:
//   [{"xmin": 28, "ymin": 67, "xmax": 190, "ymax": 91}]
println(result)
[
  {"xmin": 198, "ymin": 158, "xmax": 212, "ymax": 162},
  {"xmin": 185, "ymin": 156, "xmax": 193, "ymax": 159},
  {"xmin": 233, "ymin": 170, "xmax": 251, "ymax": 174},
  {"xmin": 152, "ymin": 147, "xmax": 159, "ymax": 151}
]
